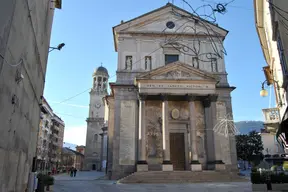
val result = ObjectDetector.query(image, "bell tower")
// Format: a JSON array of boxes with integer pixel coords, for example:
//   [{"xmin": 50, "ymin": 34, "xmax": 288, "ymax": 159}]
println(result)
[{"xmin": 84, "ymin": 65, "xmax": 109, "ymax": 171}]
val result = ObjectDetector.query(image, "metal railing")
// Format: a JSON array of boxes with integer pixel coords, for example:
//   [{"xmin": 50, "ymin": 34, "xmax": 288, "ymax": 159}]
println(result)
[{"xmin": 262, "ymin": 108, "xmax": 280, "ymax": 124}]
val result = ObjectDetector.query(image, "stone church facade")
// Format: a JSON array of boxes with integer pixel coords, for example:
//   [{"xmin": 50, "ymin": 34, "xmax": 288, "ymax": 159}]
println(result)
[{"xmin": 104, "ymin": 3, "xmax": 238, "ymax": 179}]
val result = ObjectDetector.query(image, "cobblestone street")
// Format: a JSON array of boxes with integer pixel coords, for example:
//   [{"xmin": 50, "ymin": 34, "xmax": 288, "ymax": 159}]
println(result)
[{"xmin": 53, "ymin": 171, "xmax": 253, "ymax": 192}]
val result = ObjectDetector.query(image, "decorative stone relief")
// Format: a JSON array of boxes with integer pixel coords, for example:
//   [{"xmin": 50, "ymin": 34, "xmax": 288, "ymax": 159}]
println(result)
[
  {"xmin": 195, "ymin": 101, "xmax": 205, "ymax": 134},
  {"xmin": 145, "ymin": 101, "xmax": 163, "ymax": 158},
  {"xmin": 168, "ymin": 101, "xmax": 189, "ymax": 120},
  {"xmin": 196, "ymin": 135, "xmax": 205, "ymax": 158},
  {"xmin": 119, "ymin": 101, "xmax": 136, "ymax": 165},
  {"xmin": 151, "ymin": 69, "xmax": 200, "ymax": 80}
]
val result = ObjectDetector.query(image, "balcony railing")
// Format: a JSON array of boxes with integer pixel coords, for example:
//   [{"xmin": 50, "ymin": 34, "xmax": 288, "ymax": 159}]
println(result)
[{"xmin": 262, "ymin": 108, "xmax": 280, "ymax": 124}]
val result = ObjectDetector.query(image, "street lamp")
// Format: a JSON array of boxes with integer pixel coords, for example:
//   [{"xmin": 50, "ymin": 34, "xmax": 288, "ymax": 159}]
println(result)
[
  {"xmin": 260, "ymin": 79, "xmax": 283, "ymax": 106},
  {"xmin": 49, "ymin": 43, "xmax": 65, "ymax": 53}
]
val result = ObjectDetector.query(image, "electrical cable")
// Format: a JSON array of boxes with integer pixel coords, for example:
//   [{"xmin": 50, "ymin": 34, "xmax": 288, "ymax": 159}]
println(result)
[{"xmin": 52, "ymin": 0, "xmax": 233, "ymax": 105}]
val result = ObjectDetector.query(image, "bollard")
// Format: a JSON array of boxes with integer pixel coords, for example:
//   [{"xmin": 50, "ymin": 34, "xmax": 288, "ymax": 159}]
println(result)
[{"xmin": 266, "ymin": 173, "xmax": 272, "ymax": 191}]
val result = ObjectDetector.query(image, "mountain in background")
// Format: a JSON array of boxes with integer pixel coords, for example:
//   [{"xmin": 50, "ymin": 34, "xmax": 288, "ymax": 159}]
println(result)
[
  {"xmin": 63, "ymin": 142, "xmax": 77, "ymax": 150},
  {"xmin": 235, "ymin": 121, "xmax": 264, "ymax": 135}
]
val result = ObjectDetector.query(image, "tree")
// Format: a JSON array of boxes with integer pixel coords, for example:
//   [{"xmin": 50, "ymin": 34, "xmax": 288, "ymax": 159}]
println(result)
[{"xmin": 236, "ymin": 131, "xmax": 264, "ymax": 164}]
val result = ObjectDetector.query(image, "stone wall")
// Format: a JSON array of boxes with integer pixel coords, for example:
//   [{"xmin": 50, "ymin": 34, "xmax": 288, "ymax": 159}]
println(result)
[
  {"xmin": 0, "ymin": 0, "xmax": 55, "ymax": 191},
  {"xmin": 110, "ymin": 87, "xmax": 138, "ymax": 180}
]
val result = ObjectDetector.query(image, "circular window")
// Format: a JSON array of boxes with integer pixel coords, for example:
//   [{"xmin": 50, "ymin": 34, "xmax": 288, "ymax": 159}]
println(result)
[{"xmin": 166, "ymin": 21, "xmax": 175, "ymax": 29}]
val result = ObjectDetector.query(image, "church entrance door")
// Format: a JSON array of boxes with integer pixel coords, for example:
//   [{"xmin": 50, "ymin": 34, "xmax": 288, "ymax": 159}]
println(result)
[
  {"xmin": 92, "ymin": 164, "xmax": 96, "ymax": 170},
  {"xmin": 170, "ymin": 133, "xmax": 185, "ymax": 170}
]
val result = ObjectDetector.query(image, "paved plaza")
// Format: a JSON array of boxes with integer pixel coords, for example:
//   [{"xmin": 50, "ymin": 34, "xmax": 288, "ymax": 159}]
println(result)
[{"xmin": 53, "ymin": 171, "xmax": 253, "ymax": 192}]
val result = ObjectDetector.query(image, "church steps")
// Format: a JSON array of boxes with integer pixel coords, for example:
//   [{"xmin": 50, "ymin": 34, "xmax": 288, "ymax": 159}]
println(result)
[{"xmin": 118, "ymin": 171, "xmax": 248, "ymax": 184}]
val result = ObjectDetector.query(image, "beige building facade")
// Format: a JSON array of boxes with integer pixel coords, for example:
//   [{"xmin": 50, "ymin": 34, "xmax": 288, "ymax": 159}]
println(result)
[
  {"xmin": 105, "ymin": 3, "xmax": 238, "ymax": 180},
  {"xmin": 36, "ymin": 97, "xmax": 65, "ymax": 173},
  {"xmin": 254, "ymin": 0, "xmax": 288, "ymax": 150}
]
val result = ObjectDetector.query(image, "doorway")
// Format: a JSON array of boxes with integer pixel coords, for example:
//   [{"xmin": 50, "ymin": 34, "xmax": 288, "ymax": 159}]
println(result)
[
  {"xmin": 170, "ymin": 133, "xmax": 185, "ymax": 170},
  {"xmin": 92, "ymin": 164, "xmax": 96, "ymax": 170}
]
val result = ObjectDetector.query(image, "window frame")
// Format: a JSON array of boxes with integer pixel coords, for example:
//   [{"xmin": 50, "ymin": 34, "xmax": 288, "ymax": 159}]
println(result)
[{"xmin": 165, "ymin": 54, "xmax": 179, "ymax": 65}]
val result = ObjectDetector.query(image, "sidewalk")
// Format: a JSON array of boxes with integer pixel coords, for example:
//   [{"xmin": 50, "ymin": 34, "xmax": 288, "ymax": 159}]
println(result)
[{"xmin": 53, "ymin": 171, "xmax": 105, "ymax": 181}]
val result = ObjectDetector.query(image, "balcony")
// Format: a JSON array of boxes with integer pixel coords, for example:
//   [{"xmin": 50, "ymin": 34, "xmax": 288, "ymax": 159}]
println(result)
[{"xmin": 262, "ymin": 108, "xmax": 280, "ymax": 132}]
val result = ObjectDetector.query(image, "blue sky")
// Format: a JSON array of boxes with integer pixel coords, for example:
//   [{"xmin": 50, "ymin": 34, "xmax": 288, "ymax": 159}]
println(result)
[{"xmin": 44, "ymin": 0, "xmax": 274, "ymax": 145}]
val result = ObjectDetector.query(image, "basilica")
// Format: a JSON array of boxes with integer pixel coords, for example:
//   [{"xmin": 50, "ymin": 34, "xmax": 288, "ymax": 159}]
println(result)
[{"xmin": 84, "ymin": 3, "xmax": 237, "ymax": 180}]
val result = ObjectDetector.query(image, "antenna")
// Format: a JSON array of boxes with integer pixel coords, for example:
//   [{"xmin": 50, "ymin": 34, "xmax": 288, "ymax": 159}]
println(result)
[{"xmin": 101, "ymin": 62, "xmax": 103, "ymax": 67}]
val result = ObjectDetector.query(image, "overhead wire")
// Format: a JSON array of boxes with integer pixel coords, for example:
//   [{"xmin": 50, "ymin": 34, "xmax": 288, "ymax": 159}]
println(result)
[{"xmin": 53, "ymin": 0, "xmax": 234, "ymax": 104}]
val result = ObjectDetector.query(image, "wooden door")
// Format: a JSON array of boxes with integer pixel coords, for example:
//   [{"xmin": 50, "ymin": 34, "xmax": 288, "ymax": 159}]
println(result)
[{"xmin": 170, "ymin": 133, "xmax": 185, "ymax": 170}]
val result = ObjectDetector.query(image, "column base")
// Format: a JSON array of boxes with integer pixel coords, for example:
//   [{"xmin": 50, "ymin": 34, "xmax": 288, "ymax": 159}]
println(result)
[
  {"xmin": 215, "ymin": 161, "xmax": 226, "ymax": 171},
  {"xmin": 137, "ymin": 164, "xmax": 148, "ymax": 172},
  {"xmin": 137, "ymin": 161, "xmax": 148, "ymax": 172},
  {"xmin": 191, "ymin": 164, "xmax": 202, "ymax": 171},
  {"xmin": 207, "ymin": 160, "xmax": 225, "ymax": 170},
  {"xmin": 162, "ymin": 161, "xmax": 173, "ymax": 171}
]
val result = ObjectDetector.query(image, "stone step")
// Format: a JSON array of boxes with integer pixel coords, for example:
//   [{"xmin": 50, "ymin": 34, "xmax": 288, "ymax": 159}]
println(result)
[
  {"xmin": 148, "ymin": 164, "xmax": 162, "ymax": 171},
  {"xmin": 118, "ymin": 171, "xmax": 248, "ymax": 184}
]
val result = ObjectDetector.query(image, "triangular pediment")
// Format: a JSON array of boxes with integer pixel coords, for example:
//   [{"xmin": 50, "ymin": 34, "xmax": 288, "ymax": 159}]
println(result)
[
  {"xmin": 136, "ymin": 61, "xmax": 218, "ymax": 82},
  {"xmin": 113, "ymin": 3, "xmax": 228, "ymax": 51}
]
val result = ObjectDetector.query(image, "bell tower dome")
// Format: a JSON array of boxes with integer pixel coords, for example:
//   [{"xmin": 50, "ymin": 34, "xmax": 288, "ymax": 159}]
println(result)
[{"xmin": 92, "ymin": 65, "xmax": 109, "ymax": 94}]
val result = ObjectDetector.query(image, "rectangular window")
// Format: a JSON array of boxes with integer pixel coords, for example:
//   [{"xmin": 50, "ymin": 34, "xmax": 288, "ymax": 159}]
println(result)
[
  {"xmin": 145, "ymin": 56, "xmax": 152, "ymax": 70},
  {"xmin": 211, "ymin": 58, "xmax": 218, "ymax": 72},
  {"xmin": 165, "ymin": 54, "xmax": 179, "ymax": 65},
  {"xmin": 125, "ymin": 56, "xmax": 133, "ymax": 70},
  {"xmin": 192, "ymin": 56, "xmax": 199, "ymax": 68},
  {"xmin": 277, "ymin": 34, "xmax": 288, "ymax": 75}
]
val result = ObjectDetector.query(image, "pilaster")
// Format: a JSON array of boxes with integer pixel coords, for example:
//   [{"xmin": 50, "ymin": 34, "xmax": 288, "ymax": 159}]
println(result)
[
  {"xmin": 161, "ymin": 94, "xmax": 173, "ymax": 171},
  {"xmin": 137, "ymin": 94, "xmax": 148, "ymax": 171},
  {"xmin": 186, "ymin": 95, "xmax": 202, "ymax": 171},
  {"xmin": 203, "ymin": 94, "xmax": 224, "ymax": 170}
]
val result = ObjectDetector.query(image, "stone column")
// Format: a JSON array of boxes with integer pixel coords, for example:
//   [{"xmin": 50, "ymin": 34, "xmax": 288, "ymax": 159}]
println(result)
[
  {"xmin": 137, "ymin": 94, "xmax": 148, "ymax": 171},
  {"xmin": 187, "ymin": 95, "xmax": 202, "ymax": 171},
  {"xmin": 204, "ymin": 94, "xmax": 225, "ymax": 170},
  {"xmin": 161, "ymin": 94, "xmax": 173, "ymax": 171}
]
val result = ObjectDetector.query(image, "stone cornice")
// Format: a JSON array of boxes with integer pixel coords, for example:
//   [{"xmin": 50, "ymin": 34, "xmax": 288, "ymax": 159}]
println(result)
[
  {"xmin": 138, "ymin": 94, "xmax": 148, "ymax": 101},
  {"xmin": 185, "ymin": 94, "xmax": 199, "ymax": 102},
  {"xmin": 86, "ymin": 117, "xmax": 104, "ymax": 122},
  {"xmin": 160, "ymin": 94, "xmax": 169, "ymax": 101}
]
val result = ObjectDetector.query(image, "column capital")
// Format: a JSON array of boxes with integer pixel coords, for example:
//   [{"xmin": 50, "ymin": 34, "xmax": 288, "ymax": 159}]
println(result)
[
  {"xmin": 203, "ymin": 94, "xmax": 218, "ymax": 108},
  {"xmin": 203, "ymin": 98, "xmax": 211, "ymax": 108},
  {"xmin": 208, "ymin": 94, "xmax": 218, "ymax": 102},
  {"xmin": 138, "ymin": 94, "xmax": 147, "ymax": 101},
  {"xmin": 185, "ymin": 94, "xmax": 198, "ymax": 102},
  {"xmin": 160, "ymin": 94, "xmax": 169, "ymax": 101}
]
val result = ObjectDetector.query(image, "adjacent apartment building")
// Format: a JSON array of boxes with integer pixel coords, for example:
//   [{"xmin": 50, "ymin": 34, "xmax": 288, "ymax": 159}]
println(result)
[
  {"xmin": 36, "ymin": 97, "xmax": 65, "ymax": 173},
  {"xmin": 254, "ymin": 0, "xmax": 288, "ymax": 150},
  {"xmin": 61, "ymin": 147, "xmax": 85, "ymax": 171},
  {"xmin": 0, "ymin": 0, "xmax": 61, "ymax": 191}
]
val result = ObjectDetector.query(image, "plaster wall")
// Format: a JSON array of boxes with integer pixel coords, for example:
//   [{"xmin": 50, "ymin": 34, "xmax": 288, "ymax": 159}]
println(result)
[{"xmin": 0, "ymin": 0, "xmax": 55, "ymax": 191}]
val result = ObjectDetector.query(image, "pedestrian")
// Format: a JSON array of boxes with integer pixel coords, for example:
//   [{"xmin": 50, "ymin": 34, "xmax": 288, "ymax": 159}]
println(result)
[
  {"xmin": 73, "ymin": 168, "xmax": 77, "ymax": 177},
  {"xmin": 70, "ymin": 167, "xmax": 74, "ymax": 177}
]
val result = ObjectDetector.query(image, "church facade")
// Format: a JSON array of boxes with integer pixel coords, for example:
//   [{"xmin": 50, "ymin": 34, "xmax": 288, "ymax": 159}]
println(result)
[{"xmin": 104, "ymin": 3, "xmax": 238, "ymax": 179}]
